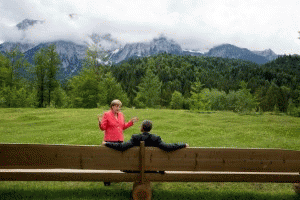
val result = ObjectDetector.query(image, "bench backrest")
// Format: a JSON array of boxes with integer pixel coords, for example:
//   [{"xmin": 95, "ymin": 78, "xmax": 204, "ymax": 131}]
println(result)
[
  {"xmin": 1, "ymin": 143, "xmax": 300, "ymax": 173},
  {"xmin": 0, "ymin": 144, "xmax": 140, "ymax": 170},
  {"xmin": 145, "ymin": 147, "xmax": 300, "ymax": 172}
]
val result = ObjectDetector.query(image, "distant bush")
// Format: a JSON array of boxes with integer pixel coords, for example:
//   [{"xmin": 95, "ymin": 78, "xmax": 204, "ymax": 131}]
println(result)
[
  {"xmin": 170, "ymin": 90, "xmax": 184, "ymax": 109},
  {"xmin": 225, "ymin": 82, "xmax": 257, "ymax": 113},
  {"xmin": 287, "ymin": 100, "xmax": 300, "ymax": 117},
  {"xmin": 51, "ymin": 86, "xmax": 71, "ymax": 108},
  {"xmin": 202, "ymin": 88, "xmax": 227, "ymax": 111},
  {"xmin": 188, "ymin": 82, "xmax": 257, "ymax": 114},
  {"xmin": 0, "ymin": 85, "xmax": 36, "ymax": 108}
]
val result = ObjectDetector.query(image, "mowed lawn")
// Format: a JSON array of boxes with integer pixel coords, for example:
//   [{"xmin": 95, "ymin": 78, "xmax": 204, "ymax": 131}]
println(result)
[{"xmin": 0, "ymin": 108, "xmax": 300, "ymax": 200}]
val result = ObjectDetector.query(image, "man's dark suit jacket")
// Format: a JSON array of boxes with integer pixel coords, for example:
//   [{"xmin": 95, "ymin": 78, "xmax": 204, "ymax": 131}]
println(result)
[{"xmin": 105, "ymin": 132, "xmax": 187, "ymax": 152}]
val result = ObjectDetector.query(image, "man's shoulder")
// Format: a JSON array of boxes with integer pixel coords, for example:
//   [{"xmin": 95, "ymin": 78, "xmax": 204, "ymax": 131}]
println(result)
[
  {"xmin": 149, "ymin": 132, "xmax": 159, "ymax": 137},
  {"xmin": 130, "ymin": 133, "xmax": 161, "ymax": 141},
  {"xmin": 131, "ymin": 134, "xmax": 141, "ymax": 139},
  {"xmin": 131, "ymin": 133, "xmax": 149, "ymax": 140},
  {"xmin": 148, "ymin": 133, "xmax": 161, "ymax": 141}
]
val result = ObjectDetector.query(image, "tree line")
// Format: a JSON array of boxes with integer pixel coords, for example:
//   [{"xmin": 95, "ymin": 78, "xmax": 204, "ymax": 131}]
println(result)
[{"xmin": 0, "ymin": 45, "xmax": 299, "ymax": 117}]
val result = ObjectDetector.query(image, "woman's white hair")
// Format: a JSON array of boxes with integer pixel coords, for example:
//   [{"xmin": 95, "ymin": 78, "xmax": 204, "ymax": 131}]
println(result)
[{"xmin": 110, "ymin": 99, "xmax": 122, "ymax": 108}]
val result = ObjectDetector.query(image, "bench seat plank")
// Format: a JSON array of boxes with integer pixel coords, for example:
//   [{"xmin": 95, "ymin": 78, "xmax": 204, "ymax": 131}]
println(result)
[
  {"xmin": 0, "ymin": 170, "xmax": 299, "ymax": 183},
  {"xmin": 148, "ymin": 172, "xmax": 300, "ymax": 183},
  {"xmin": 0, "ymin": 169, "xmax": 138, "ymax": 182}
]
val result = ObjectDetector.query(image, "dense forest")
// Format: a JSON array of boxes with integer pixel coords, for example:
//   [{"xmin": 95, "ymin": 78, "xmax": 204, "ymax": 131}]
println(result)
[{"xmin": 0, "ymin": 45, "xmax": 299, "ymax": 117}]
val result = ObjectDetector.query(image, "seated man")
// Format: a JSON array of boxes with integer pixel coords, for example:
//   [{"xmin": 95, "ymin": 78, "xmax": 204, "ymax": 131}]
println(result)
[
  {"xmin": 102, "ymin": 120, "xmax": 189, "ymax": 183},
  {"xmin": 103, "ymin": 120, "xmax": 189, "ymax": 151}
]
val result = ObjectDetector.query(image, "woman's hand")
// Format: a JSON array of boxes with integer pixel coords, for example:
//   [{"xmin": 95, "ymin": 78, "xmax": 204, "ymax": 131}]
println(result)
[
  {"xmin": 130, "ymin": 117, "xmax": 139, "ymax": 123},
  {"xmin": 102, "ymin": 141, "xmax": 107, "ymax": 145},
  {"xmin": 97, "ymin": 114, "xmax": 102, "ymax": 123}
]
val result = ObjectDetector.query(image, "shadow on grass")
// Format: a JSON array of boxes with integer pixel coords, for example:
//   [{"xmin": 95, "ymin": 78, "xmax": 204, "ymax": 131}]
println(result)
[
  {"xmin": 0, "ymin": 187, "xmax": 131, "ymax": 200},
  {"xmin": 1, "ymin": 187, "xmax": 299, "ymax": 200},
  {"xmin": 187, "ymin": 110, "xmax": 216, "ymax": 114},
  {"xmin": 153, "ymin": 190, "xmax": 300, "ymax": 200}
]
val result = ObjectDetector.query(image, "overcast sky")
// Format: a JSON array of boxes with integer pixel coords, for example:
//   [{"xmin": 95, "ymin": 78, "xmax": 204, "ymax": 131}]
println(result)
[{"xmin": 1, "ymin": 0, "xmax": 300, "ymax": 54}]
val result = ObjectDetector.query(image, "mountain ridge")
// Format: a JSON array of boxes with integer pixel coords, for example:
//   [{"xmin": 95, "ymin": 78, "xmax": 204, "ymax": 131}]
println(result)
[
  {"xmin": 0, "ymin": 18, "xmax": 282, "ymax": 81},
  {"xmin": 204, "ymin": 44, "xmax": 271, "ymax": 64}
]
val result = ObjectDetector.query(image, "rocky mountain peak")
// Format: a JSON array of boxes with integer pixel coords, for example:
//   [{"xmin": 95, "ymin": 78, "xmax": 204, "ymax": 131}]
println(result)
[
  {"xmin": 150, "ymin": 35, "xmax": 182, "ymax": 54},
  {"xmin": 109, "ymin": 36, "xmax": 182, "ymax": 63},
  {"xmin": 253, "ymin": 48, "xmax": 276, "ymax": 56},
  {"xmin": 213, "ymin": 43, "xmax": 242, "ymax": 50},
  {"xmin": 205, "ymin": 43, "xmax": 269, "ymax": 64},
  {"xmin": 252, "ymin": 48, "xmax": 278, "ymax": 61},
  {"xmin": 16, "ymin": 19, "xmax": 44, "ymax": 30}
]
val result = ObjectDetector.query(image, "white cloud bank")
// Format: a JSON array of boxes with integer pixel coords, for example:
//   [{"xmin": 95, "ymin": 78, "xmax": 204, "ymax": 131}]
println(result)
[{"xmin": 1, "ymin": 0, "xmax": 300, "ymax": 54}]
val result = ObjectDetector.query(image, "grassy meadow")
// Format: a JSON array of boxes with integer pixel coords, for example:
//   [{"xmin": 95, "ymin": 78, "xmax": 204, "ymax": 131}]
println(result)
[{"xmin": 0, "ymin": 107, "xmax": 300, "ymax": 199}]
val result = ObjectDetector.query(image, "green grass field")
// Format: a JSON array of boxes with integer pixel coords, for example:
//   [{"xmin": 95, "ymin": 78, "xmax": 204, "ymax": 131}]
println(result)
[{"xmin": 0, "ymin": 108, "xmax": 300, "ymax": 199}]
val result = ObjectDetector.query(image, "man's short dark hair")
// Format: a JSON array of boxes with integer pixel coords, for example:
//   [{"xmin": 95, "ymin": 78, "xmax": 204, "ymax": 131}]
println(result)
[{"xmin": 142, "ymin": 120, "xmax": 152, "ymax": 132}]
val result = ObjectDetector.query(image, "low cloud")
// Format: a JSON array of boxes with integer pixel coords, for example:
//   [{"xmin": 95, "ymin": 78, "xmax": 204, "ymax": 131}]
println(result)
[
  {"xmin": 1, "ymin": 15, "xmax": 126, "ymax": 50},
  {"xmin": 1, "ymin": 0, "xmax": 300, "ymax": 54}
]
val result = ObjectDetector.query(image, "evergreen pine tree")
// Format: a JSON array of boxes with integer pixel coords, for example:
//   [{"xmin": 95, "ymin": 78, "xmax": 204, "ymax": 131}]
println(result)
[
  {"xmin": 189, "ymin": 80, "xmax": 206, "ymax": 111},
  {"xmin": 134, "ymin": 68, "xmax": 162, "ymax": 108},
  {"xmin": 34, "ymin": 47, "xmax": 48, "ymax": 107},
  {"xmin": 45, "ymin": 44, "xmax": 61, "ymax": 106}
]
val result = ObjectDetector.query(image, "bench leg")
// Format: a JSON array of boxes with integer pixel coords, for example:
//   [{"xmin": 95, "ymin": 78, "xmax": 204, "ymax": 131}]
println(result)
[
  {"xmin": 293, "ymin": 183, "xmax": 300, "ymax": 194},
  {"xmin": 132, "ymin": 181, "xmax": 152, "ymax": 200}
]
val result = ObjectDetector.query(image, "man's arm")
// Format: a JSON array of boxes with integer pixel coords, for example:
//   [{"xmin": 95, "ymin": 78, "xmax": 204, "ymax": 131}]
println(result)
[
  {"xmin": 104, "ymin": 137, "xmax": 136, "ymax": 151},
  {"xmin": 155, "ymin": 136, "xmax": 188, "ymax": 152}
]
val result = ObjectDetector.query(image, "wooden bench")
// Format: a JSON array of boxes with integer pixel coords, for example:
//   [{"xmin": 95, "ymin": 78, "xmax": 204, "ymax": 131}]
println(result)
[{"xmin": 1, "ymin": 142, "xmax": 299, "ymax": 200}]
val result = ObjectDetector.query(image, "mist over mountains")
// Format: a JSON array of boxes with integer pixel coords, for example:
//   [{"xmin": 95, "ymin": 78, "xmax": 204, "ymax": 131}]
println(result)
[{"xmin": 0, "ymin": 18, "xmax": 280, "ymax": 79}]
